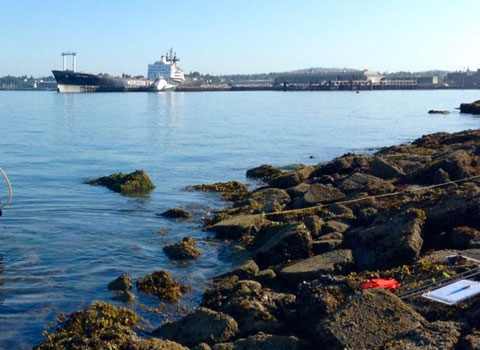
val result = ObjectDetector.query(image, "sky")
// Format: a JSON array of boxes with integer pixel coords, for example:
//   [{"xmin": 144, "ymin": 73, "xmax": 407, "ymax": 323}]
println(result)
[{"xmin": 1, "ymin": 0, "xmax": 480, "ymax": 76}]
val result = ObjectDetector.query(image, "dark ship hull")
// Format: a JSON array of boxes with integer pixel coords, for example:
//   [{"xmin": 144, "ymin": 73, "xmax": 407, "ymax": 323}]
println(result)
[{"xmin": 52, "ymin": 70, "xmax": 156, "ymax": 93}]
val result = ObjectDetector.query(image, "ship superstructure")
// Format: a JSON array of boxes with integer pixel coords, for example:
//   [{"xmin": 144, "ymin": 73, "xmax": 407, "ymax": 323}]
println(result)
[
  {"xmin": 52, "ymin": 50, "xmax": 185, "ymax": 93},
  {"xmin": 147, "ymin": 49, "xmax": 185, "ymax": 83}
]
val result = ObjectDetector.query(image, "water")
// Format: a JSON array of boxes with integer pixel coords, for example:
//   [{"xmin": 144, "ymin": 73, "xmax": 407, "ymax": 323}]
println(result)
[{"xmin": 0, "ymin": 89, "xmax": 479, "ymax": 349}]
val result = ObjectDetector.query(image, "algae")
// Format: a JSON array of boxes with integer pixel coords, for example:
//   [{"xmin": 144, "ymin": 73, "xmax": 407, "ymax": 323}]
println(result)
[
  {"xmin": 163, "ymin": 236, "xmax": 201, "ymax": 260},
  {"xmin": 186, "ymin": 181, "xmax": 249, "ymax": 201},
  {"xmin": 136, "ymin": 270, "xmax": 189, "ymax": 303},
  {"xmin": 88, "ymin": 170, "xmax": 155, "ymax": 196}
]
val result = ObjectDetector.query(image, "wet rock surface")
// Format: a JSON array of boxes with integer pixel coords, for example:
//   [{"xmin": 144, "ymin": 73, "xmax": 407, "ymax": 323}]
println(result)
[
  {"xmin": 163, "ymin": 236, "xmax": 202, "ymax": 260},
  {"xmin": 88, "ymin": 170, "xmax": 155, "ymax": 196},
  {"xmin": 153, "ymin": 307, "xmax": 239, "ymax": 347},
  {"xmin": 160, "ymin": 207, "xmax": 191, "ymax": 220},
  {"xmin": 136, "ymin": 270, "xmax": 189, "ymax": 303}
]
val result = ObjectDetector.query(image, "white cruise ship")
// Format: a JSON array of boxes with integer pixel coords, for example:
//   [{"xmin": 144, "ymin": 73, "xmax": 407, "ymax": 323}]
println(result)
[{"xmin": 147, "ymin": 49, "xmax": 185, "ymax": 90}]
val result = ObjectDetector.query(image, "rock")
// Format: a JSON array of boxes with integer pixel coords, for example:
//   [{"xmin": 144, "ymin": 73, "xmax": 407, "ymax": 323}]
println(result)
[
  {"xmin": 302, "ymin": 184, "xmax": 345, "ymax": 206},
  {"xmin": 326, "ymin": 203, "xmax": 355, "ymax": 219},
  {"xmin": 385, "ymin": 321, "xmax": 460, "ymax": 350},
  {"xmin": 311, "ymin": 155, "xmax": 372, "ymax": 177},
  {"xmin": 432, "ymin": 167, "xmax": 451, "ymax": 184},
  {"xmin": 212, "ymin": 332, "xmax": 306, "ymax": 350},
  {"xmin": 211, "ymin": 215, "xmax": 270, "ymax": 239},
  {"xmin": 321, "ymin": 220, "xmax": 349, "ymax": 234},
  {"xmin": 287, "ymin": 183, "xmax": 312, "ymax": 200},
  {"xmin": 246, "ymin": 164, "xmax": 284, "ymax": 180},
  {"xmin": 312, "ymin": 232, "xmax": 343, "ymax": 254},
  {"xmin": 268, "ymin": 166, "xmax": 314, "ymax": 189},
  {"xmin": 224, "ymin": 259, "xmax": 260, "ymax": 280},
  {"xmin": 451, "ymin": 226, "xmax": 480, "ymax": 249},
  {"xmin": 460, "ymin": 100, "xmax": 480, "ymax": 114},
  {"xmin": 108, "ymin": 274, "xmax": 133, "ymax": 291},
  {"xmin": 417, "ymin": 150, "xmax": 480, "ymax": 183},
  {"xmin": 251, "ymin": 223, "xmax": 313, "ymax": 268},
  {"xmin": 153, "ymin": 307, "xmax": 238, "ymax": 347},
  {"xmin": 316, "ymin": 289, "xmax": 425, "ymax": 350},
  {"xmin": 369, "ymin": 157, "xmax": 405, "ymax": 179},
  {"xmin": 163, "ymin": 236, "xmax": 202, "ymax": 260},
  {"xmin": 346, "ymin": 209, "xmax": 425, "ymax": 270},
  {"xmin": 160, "ymin": 207, "xmax": 191, "ymax": 220},
  {"xmin": 356, "ymin": 207, "xmax": 379, "ymax": 225},
  {"xmin": 34, "ymin": 302, "xmax": 140, "ymax": 350},
  {"xmin": 201, "ymin": 279, "xmax": 296, "ymax": 337},
  {"xmin": 88, "ymin": 170, "xmax": 155, "ymax": 196},
  {"xmin": 249, "ymin": 188, "xmax": 291, "ymax": 207},
  {"xmin": 111, "ymin": 290, "xmax": 136, "ymax": 303},
  {"xmin": 193, "ymin": 343, "xmax": 212, "ymax": 350},
  {"xmin": 124, "ymin": 337, "xmax": 189, "ymax": 350},
  {"xmin": 303, "ymin": 215, "xmax": 325, "ymax": 237},
  {"xmin": 188, "ymin": 181, "xmax": 249, "ymax": 202},
  {"xmin": 136, "ymin": 270, "xmax": 188, "ymax": 303},
  {"xmin": 279, "ymin": 249, "xmax": 354, "ymax": 284},
  {"xmin": 464, "ymin": 330, "xmax": 480, "ymax": 350},
  {"xmin": 253, "ymin": 269, "xmax": 276, "ymax": 284},
  {"xmin": 428, "ymin": 110, "xmax": 450, "ymax": 114},
  {"xmin": 339, "ymin": 173, "xmax": 395, "ymax": 195}
]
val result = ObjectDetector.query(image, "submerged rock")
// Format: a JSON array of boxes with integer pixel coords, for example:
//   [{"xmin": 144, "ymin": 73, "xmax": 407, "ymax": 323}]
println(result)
[
  {"xmin": 88, "ymin": 170, "xmax": 155, "ymax": 196},
  {"xmin": 160, "ymin": 207, "xmax": 191, "ymax": 220},
  {"xmin": 108, "ymin": 274, "xmax": 133, "ymax": 291},
  {"xmin": 163, "ymin": 236, "xmax": 202, "ymax": 260},
  {"xmin": 153, "ymin": 307, "xmax": 238, "ymax": 347},
  {"xmin": 136, "ymin": 270, "xmax": 188, "ymax": 303},
  {"xmin": 111, "ymin": 290, "xmax": 136, "ymax": 303}
]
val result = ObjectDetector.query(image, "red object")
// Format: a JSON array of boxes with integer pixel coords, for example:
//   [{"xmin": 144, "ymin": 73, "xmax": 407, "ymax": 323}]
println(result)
[{"xmin": 361, "ymin": 278, "xmax": 400, "ymax": 290}]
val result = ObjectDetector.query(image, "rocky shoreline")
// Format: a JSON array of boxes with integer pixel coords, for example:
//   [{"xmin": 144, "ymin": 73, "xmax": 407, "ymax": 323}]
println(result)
[{"xmin": 36, "ymin": 129, "xmax": 480, "ymax": 350}]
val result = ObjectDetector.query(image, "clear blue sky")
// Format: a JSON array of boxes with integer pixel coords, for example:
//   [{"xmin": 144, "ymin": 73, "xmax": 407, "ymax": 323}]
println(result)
[{"xmin": 1, "ymin": 0, "xmax": 479, "ymax": 76}]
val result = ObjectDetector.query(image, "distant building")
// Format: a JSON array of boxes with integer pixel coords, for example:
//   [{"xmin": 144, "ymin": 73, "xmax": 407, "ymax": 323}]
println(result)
[
  {"xmin": 417, "ymin": 76, "xmax": 439, "ymax": 85},
  {"xmin": 274, "ymin": 70, "xmax": 383, "ymax": 85}
]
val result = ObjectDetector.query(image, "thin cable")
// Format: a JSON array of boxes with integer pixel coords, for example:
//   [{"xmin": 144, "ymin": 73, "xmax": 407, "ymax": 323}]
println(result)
[{"xmin": 0, "ymin": 166, "xmax": 13, "ymax": 208}]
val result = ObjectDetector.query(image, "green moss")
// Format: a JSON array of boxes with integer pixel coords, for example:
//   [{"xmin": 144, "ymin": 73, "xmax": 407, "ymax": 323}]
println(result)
[
  {"xmin": 136, "ymin": 270, "xmax": 189, "ymax": 304},
  {"xmin": 88, "ymin": 170, "xmax": 155, "ymax": 196},
  {"xmin": 35, "ymin": 302, "xmax": 138, "ymax": 350}
]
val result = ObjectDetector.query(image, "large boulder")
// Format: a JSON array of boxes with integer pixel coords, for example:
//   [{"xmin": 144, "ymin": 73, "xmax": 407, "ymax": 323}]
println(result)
[
  {"xmin": 201, "ymin": 278, "xmax": 296, "ymax": 337},
  {"xmin": 249, "ymin": 188, "xmax": 291, "ymax": 210},
  {"xmin": 345, "ymin": 209, "xmax": 425, "ymax": 270},
  {"xmin": 88, "ymin": 170, "xmax": 155, "ymax": 196},
  {"xmin": 251, "ymin": 223, "xmax": 313, "ymax": 268},
  {"xmin": 339, "ymin": 173, "xmax": 395, "ymax": 195},
  {"xmin": 212, "ymin": 332, "xmax": 306, "ymax": 350},
  {"xmin": 246, "ymin": 164, "xmax": 284, "ymax": 181},
  {"xmin": 153, "ymin": 307, "xmax": 238, "ymax": 347},
  {"xmin": 302, "ymin": 184, "xmax": 345, "ymax": 206},
  {"xmin": 279, "ymin": 249, "xmax": 354, "ymax": 284},
  {"xmin": 315, "ymin": 289, "xmax": 425, "ymax": 350},
  {"xmin": 368, "ymin": 157, "xmax": 405, "ymax": 179},
  {"xmin": 311, "ymin": 155, "xmax": 372, "ymax": 177},
  {"xmin": 385, "ymin": 321, "xmax": 461, "ymax": 350},
  {"xmin": 211, "ymin": 215, "xmax": 270, "ymax": 239},
  {"xmin": 268, "ymin": 166, "xmax": 314, "ymax": 189}
]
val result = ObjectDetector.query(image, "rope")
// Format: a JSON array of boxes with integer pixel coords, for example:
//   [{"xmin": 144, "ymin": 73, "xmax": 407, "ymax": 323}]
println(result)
[
  {"xmin": 0, "ymin": 166, "xmax": 13, "ymax": 208},
  {"xmin": 261, "ymin": 173, "xmax": 480, "ymax": 219}
]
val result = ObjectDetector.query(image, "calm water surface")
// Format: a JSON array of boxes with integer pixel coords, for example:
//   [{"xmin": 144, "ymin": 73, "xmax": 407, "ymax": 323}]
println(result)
[{"xmin": 0, "ymin": 90, "xmax": 480, "ymax": 349}]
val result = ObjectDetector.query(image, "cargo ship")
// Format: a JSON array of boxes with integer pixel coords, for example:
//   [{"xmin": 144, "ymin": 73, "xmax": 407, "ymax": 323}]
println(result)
[{"xmin": 52, "ymin": 50, "xmax": 185, "ymax": 93}]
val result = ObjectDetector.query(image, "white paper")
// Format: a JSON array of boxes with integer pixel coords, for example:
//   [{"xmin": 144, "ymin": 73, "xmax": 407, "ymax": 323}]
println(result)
[{"xmin": 422, "ymin": 279, "xmax": 480, "ymax": 305}]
